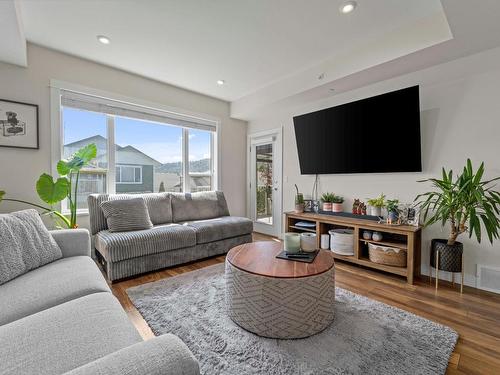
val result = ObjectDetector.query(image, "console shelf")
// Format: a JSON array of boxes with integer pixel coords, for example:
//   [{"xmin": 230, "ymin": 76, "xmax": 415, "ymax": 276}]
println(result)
[{"xmin": 285, "ymin": 211, "xmax": 422, "ymax": 284}]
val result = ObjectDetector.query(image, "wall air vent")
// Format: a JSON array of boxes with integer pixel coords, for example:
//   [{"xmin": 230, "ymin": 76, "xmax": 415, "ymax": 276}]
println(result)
[{"xmin": 477, "ymin": 264, "xmax": 500, "ymax": 294}]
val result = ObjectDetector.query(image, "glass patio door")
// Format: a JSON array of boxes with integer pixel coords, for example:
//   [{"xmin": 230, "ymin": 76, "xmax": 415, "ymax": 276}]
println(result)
[{"xmin": 249, "ymin": 131, "xmax": 282, "ymax": 237}]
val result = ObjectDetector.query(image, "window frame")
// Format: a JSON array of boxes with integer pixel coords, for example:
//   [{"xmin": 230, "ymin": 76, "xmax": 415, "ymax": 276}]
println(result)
[
  {"xmin": 51, "ymin": 80, "xmax": 220, "ymax": 216},
  {"xmin": 116, "ymin": 164, "xmax": 143, "ymax": 185}
]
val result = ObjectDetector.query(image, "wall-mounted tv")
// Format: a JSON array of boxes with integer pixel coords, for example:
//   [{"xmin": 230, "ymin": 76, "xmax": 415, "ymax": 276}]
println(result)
[{"xmin": 293, "ymin": 86, "xmax": 421, "ymax": 174}]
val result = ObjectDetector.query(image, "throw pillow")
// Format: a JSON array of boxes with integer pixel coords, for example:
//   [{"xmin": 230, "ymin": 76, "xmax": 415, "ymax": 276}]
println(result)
[
  {"xmin": 100, "ymin": 198, "xmax": 153, "ymax": 232},
  {"xmin": 0, "ymin": 209, "xmax": 63, "ymax": 285}
]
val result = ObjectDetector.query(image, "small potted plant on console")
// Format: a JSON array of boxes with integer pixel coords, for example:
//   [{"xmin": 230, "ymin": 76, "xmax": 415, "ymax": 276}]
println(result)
[
  {"xmin": 321, "ymin": 192, "xmax": 335, "ymax": 211},
  {"xmin": 416, "ymin": 159, "xmax": 500, "ymax": 290},
  {"xmin": 331, "ymin": 194, "xmax": 344, "ymax": 213},
  {"xmin": 367, "ymin": 193, "xmax": 386, "ymax": 217},
  {"xmin": 385, "ymin": 199, "xmax": 399, "ymax": 224},
  {"xmin": 294, "ymin": 184, "xmax": 305, "ymax": 213}
]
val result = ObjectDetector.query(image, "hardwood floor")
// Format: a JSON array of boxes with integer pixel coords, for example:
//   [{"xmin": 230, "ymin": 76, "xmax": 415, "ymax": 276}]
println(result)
[{"xmin": 108, "ymin": 233, "xmax": 500, "ymax": 374}]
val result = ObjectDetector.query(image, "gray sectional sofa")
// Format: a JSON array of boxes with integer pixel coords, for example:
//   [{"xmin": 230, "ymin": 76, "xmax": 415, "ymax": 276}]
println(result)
[
  {"xmin": 0, "ymin": 229, "xmax": 199, "ymax": 375},
  {"xmin": 88, "ymin": 191, "xmax": 253, "ymax": 281}
]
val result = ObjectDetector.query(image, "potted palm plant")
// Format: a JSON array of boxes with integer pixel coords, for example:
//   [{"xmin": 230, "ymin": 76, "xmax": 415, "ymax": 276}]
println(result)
[
  {"xmin": 321, "ymin": 192, "xmax": 335, "ymax": 211},
  {"xmin": 416, "ymin": 159, "xmax": 500, "ymax": 274},
  {"xmin": 367, "ymin": 193, "xmax": 386, "ymax": 217},
  {"xmin": 331, "ymin": 194, "xmax": 344, "ymax": 213}
]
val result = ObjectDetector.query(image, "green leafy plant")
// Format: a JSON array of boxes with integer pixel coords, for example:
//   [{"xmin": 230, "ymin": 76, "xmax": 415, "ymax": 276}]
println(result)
[
  {"xmin": 367, "ymin": 193, "xmax": 386, "ymax": 208},
  {"xmin": 415, "ymin": 159, "xmax": 500, "ymax": 245},
  {"xmin": 386, "ymin": 199, "xmax": 399, "ymax": 213},
  {"xmin": 321, "ymin": 192, "xmax": 335, "ymax": 203},
  {"xmin": 294, "ymin": 184, "xmax": 304, "ymax": 204},
  {"xmin": 331, "ymin": 194, "xmax": 344, "ymax": 204},
  {"xmin": 0, "ymin": 143, "xmax": 97, "ymax": 228}
]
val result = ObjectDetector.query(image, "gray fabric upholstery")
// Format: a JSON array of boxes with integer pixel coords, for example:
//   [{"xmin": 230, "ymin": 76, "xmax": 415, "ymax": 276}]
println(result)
[
  {"xmin": 171, "ymin": 191, "xmax": 230, "ymax": 222},
  {"xmin": 0, "ymin": 256, "xmax": 110, "ymax": 326},
  {"xmin": 0, "ymin": 209, "xmax": 62, "ymax": 285},
  {"xmin": 88, "ymin": 193, "xmax": 172, "ymax": 235},
  {"xmin": 95, "ymin": 224, "xmax": 197, "ymax": 262},
  {"xmin": 50, "ymin": 229, "xmax": 91, "ymax": 258},
  {"xmin": 101, "ymin": 198, "xmax": 153, "ymax": 232},
  {"xmin": 0, "ymin": 292, "xmax": 142, "ymax": 375},
  {"xmin": 89, "ymin": 190, "xmax": 251, "ymax": 281},
  {"xmin": 64, "ymin": 334, "xmax": 200, "ymax": 375},
  {"xmin": 101, "ymin": 234, "xmax": 252, "ymax": 281},
  {"xmin": 185, "ymin": 216, "xmax": 253, "ymax": 244}
]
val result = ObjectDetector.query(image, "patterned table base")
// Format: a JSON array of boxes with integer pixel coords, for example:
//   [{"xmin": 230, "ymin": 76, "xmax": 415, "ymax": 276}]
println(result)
[{"xmin": 225, "ymin": 260, "xmax": 335, "ymax": 339}]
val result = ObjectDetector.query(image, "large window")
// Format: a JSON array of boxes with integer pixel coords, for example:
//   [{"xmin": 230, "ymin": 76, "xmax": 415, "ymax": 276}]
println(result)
[{"xmin": 60, "ymin": 90, "xmax": 217, "ymax": 213}]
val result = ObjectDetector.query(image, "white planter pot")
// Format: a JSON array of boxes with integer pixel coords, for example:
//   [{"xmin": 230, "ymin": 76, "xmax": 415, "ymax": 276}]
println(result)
[
  {"xmin": 332, "ymin": 203, "xmax": 343, "ymax": 213},
  {"xmin": 369, "ymin": 206, "xmax": 382, "ymax": 217},
  {"xmin": 322, "ymin": 202, "xmax": 332, "ymax": 211}
]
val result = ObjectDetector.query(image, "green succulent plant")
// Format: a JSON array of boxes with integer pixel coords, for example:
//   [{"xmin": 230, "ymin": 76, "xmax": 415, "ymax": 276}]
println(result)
[
  {"xmin": 321, "ymin": 192, "xmax": 335, "ymax": 203},
  {"xmin": 331, "ymin": 194, "xmax": 344, "ymax": 204},
  {"xmin": 0, "ymin": 143, "xmax": 97, "ymax": 228}
]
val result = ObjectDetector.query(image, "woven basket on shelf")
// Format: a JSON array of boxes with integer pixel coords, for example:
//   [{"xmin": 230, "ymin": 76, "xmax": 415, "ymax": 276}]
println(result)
[{"xmin": 368, "ymin": 243, "xmax": 407, "ymax": 267}]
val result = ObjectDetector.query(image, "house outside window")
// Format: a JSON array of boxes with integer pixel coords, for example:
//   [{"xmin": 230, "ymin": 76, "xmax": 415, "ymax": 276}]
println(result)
[{"xmin": 58, "ymin": 87, "xmax": 218, "ymax": 214}]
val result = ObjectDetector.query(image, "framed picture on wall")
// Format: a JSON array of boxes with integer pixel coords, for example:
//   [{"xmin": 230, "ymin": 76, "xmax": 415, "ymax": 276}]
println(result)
[{"xmin": 0, "ymin": 99, "xmax": 39, "ymax": 149}]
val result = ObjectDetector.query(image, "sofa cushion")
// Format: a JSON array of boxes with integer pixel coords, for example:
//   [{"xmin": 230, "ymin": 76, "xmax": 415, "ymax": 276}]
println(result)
[
  {"xmin": 0, "ymin": 209, "xmax": 62, "ymax": 285},
  {"xmin": 185, "ymin": 216, "xmax": 253, "ymax": 244},
  {"xmin": 0, "ymin": 256, "xmax": 110, "ymax": 326},
  {"xmin": 0, "ymin": 292, "xmax": 142, "ymax": 375},
  {"xmin": 101, "ymin": 198, "xmax": 153, "ymax": 232},
  {"xmin": 95, "ymin": 224, "xmax": 197, "ymax": 262},
  {"xmin": 171, "ymin": 191, "xmax": 230, "ymax": 222},
  {"xmin": 88, "ymin": 193, "xmax": 172, "ymax": 235}
]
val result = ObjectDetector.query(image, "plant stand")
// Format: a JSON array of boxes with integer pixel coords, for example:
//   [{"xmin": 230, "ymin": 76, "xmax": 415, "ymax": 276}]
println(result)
[{"xmin": 429, "ymin": 247, "xmax": 464, "ymax": 293}]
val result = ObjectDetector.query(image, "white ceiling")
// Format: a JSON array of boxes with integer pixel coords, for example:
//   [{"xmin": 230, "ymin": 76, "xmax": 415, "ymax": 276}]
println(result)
[
  {"xmin": 2, "ymin": 0, "xmax": 500, "ymax": 120},
  {"xmin": 16, "ymin": 0, "xmax": 444, "ymax": 99}
]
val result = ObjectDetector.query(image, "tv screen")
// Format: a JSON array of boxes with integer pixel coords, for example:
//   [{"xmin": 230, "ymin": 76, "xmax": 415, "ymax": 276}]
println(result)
[{"xmin": 293, "ymin": 86, "xmax": 421, "ymax": 174}]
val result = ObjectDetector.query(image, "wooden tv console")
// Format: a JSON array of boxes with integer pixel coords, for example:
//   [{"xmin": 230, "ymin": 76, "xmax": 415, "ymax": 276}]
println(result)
[{"xmin": 285, "ymin": 211, "xmax": 422, "ymax": 284}]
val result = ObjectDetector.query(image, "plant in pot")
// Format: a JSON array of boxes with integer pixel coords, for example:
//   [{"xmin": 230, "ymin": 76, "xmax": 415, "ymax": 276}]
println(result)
[
  {"xmin": 294, "ymin": 184, "xmax": 305, "ymax": 213},
  {"xmin": 367, "ymin": 193, "xmax": 386, "ymax": 217},
  {"xmin": 385, "ymin": 199, "xmax": 399, "ymax": 223},
  {"xmin": 416, "ymin": 159, "xmax": 500, "ymax": 279},
  {"xmin": 0, "ymin": 143, "xmax": 97, "ymax": 228},
  {"xmin": 331, "ymin": 194, "xmax": 344, "ymax": 213},
  {"xmin": 321, "ymin": 192, "xmax": 335, "ymax": 211}
]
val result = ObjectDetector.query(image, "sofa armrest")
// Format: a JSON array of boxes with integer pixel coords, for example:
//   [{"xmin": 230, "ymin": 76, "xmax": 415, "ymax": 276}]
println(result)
[
  {"xmin": 50, "ymin": 229, "xmax": 91, "ymax": 258},
  {"xmin": 63, "ymin": 334, "xmax": 200, "ymax": 375}
]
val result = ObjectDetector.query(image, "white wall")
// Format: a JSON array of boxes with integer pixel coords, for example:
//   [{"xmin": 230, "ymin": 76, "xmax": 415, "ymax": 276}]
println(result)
[
  {"xmin": 0, "ymin": 44, "xmax": 248, "ymax": 228},
  {"xmin": 248, "ymin": 46, "xmax": 500, "ymax": 287}
]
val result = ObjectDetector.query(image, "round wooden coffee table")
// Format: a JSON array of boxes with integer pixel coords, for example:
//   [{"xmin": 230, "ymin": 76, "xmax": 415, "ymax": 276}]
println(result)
[{"xmin": 225, "ymin": 241, "xmax": 335, "ymax": 339}]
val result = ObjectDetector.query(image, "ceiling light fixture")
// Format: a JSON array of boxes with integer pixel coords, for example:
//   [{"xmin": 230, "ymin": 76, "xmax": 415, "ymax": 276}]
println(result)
[
  {"xmin": 97, "ymin": 35, "xmax": 111, "ymax": 45},
  {"xmin": 339, "ymin": 1, "xmax": 357, "ymax": 14},
  {"xmin": 217, "ymin": 79, "xmax": 225, "ymax": 85}
]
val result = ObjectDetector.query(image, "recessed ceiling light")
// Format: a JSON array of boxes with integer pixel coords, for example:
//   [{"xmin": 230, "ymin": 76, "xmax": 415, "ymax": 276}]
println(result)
[
  {"xmin": 339, "ymin": 1, "xmax": 357, "ymax": 14},
  {"xmin": 217, "ymin": 79, "xmax": 225, "ymax": 85},
  {"xmin": 97, "ymin": 35, "xmax": 111, "ymax": 45}
]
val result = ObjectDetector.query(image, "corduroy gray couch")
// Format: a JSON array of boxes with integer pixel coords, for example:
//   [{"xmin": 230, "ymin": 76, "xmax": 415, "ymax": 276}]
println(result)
[
  {"xmin": 88, "ymin": 191, "xmax": 253, "ymax": 281},
  {"xmin": 0, "ymin": 229, "xmax": 199, "ymax": 375}
]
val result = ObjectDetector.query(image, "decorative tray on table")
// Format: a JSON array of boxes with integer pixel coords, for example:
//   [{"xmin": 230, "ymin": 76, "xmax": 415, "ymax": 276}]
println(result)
[{"xmin": 276, "ymin": 250, "xmax": 319, "ymax": 263}]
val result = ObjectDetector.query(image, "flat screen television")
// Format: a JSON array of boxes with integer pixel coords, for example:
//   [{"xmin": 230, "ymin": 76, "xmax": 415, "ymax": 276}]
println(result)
[{"xmin": 293, "ymin": 86, "xmax": 421, "ymax": 174}]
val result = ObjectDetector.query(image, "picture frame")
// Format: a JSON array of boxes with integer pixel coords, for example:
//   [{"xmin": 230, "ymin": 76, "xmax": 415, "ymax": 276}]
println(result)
[{"xmin": 0, "ymin": 99, "xmax": 39, "ymax": 150}]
